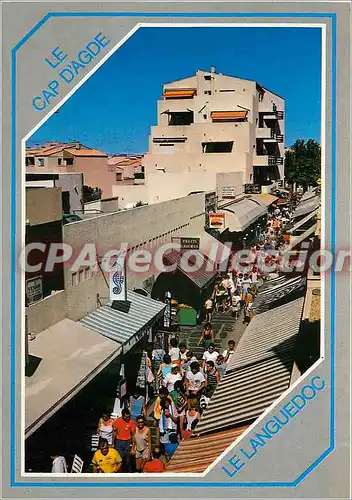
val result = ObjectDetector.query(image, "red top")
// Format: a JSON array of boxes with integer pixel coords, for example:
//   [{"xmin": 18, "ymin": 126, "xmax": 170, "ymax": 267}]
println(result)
[
  {"xmin": 143, "ymin": 458, "xmax": 165, "ymax": 473},
  {"xmin": 112, "ymin": 417, "xmax": 136, "ymax": 440}
]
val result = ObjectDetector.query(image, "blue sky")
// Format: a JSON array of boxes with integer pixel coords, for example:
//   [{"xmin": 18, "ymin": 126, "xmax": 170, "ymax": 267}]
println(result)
[{"xmin": 28, "ymin": 27, "xmax": 322, "ymax": 154}]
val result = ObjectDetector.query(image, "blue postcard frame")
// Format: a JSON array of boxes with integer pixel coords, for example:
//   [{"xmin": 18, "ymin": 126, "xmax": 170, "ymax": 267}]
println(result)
[{"xmin": 11, "ymin": 11, "xmax": 336, "ymax": 488}]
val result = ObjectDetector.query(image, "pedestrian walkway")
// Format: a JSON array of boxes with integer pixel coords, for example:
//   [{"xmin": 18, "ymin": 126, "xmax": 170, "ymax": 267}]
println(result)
[{"xmin": 179, "ymin": 310, "xmax": 247, "ymax": 360}]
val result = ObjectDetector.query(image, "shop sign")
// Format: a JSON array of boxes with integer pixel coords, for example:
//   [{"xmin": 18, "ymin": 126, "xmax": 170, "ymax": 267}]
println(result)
[
  {"xmin": 109, "ymin": 254, "xmax": 127, "ymax": 301},
  {"xmin": 209, "ymin": 212, "xmax": 225, "ymax": 230},
  {"xmin": 180, "ymin": 237, "xmax": 200, "ymax": 250},
  {"xmin": 26, "ymin": 276, "xmax": 43, "ymax": 305},
  {"xmin": 221, "ymin": 186, "xmax": 237, "ymax": 199},
  {"xmin": 163, "ymin": 292, "xmax": 172, "ymax": 328}
]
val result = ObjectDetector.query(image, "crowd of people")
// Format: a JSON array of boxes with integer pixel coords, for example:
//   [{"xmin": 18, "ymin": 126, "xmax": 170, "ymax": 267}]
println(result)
[
  {"xmin": 50, "ymin": 203, "xmax": 296, "ymax": 474},
  {"xmin": 58, "ymin": 335, "xmax": 238, "ymax": 474}
]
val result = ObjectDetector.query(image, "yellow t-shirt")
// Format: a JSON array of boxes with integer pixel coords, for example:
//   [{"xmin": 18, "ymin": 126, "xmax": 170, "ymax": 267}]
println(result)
[{"xmin": 92, "ymin": 448, "xmax": 122, "ymax": 473}]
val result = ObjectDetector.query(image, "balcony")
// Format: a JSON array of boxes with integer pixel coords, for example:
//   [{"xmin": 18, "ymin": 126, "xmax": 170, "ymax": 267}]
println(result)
[
  {"xmin": 268, "ymin": 156, "xmax": 284, "ymax": 166},
  {"xmin": 256, "ymin": 128, "xmax": 272, "ymax": 139},
  {"xmin": 254, "ymin": 155, "xmax": 284, "ymax": 167},
  {"xmin": 256, "ymin": 128, "xmax": 284, "ymax": 143},
  {"xmin": 261, "ymin": 110, "xmax": 284, "ymax": 121}
]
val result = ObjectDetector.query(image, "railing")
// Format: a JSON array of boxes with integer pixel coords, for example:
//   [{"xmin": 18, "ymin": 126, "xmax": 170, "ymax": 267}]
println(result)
[{"xmin": 268, "ymin": 156, "xmax": 284, "ymax": 166}]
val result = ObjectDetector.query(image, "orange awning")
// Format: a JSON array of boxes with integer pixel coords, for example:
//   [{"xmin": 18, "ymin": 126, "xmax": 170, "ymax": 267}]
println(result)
[
  {"xmin": 163, "ymin": 89, "xmax": 196, "ymax": 99},
  {"xmin": 211, "ymin": 110, "xmax": 248, "ymax": 121}
]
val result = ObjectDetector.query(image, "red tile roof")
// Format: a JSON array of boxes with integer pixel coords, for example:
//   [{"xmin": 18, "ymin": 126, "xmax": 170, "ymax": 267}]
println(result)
[
  {"xmin": 165, "ymin": 426, "xmax": 248, "ymax": 473},
  {"xmin": 108, "ymin": 155, "xmax": 144, "ymax": 167},
  {"xmin": 64, "ymin": 148, "xmax": 108, "ymax": 157},
  {"xmin": 26, "ymin": 143, "xmax": 108, "ymax": 157}
]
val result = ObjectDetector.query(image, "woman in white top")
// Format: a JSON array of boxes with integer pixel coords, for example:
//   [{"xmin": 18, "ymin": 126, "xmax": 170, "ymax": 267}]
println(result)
[
  {"xmin": 96, "ymin": 411, "xmax": 114, "ymax": 446},
  {"xmin": 169, "ymin": 338, "xmax": 180, "ymax": 364},
  {"xmin": 162, "ymin": 365, "xmax": 182, "ymax": 393}
]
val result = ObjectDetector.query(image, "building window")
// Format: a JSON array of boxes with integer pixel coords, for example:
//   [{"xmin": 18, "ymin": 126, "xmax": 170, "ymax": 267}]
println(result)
[
  {"xmin": 84, "ymin": 267, "xmax": 91, "ymax": 280},
  {"xmin": 141, "ymin": 166, "xmax": 145, "ymax": 173},
  {"xmin": 219, "ymin": 89, "xmax": 236, "ymax": 93},
  {"xmin": 57, "ymin": 158, "xmax": 62, "ymax": 166},
  {"xmin": 72, "ymin": 272, "xmax": 78, "ymax": 286},
  {"xmin": 64, "ymin": 158, "xmax": 74, "ymax": 166},
  {"xmin": 79, "ymin": 269, "xmax": 84, "ymax": 282},
  {"xmin": 202, "ymin": 141, "xmax": 234, "ymax": 153},
  {"xmin": 204, "ymin": 90, "xmax": 212, "ymax": 95},
  {"xmin": 203, "ymin": 114, "xmax": 207, "ymax": 120},
  {"xmin": 26, "ymin": 157, "xmax": 35, "ymax": 166},
  {"xmin": 38, "ymin": 158, "xmax": 44, "ymax": 166},
  {"xmin": 116, "ymin": 172, "xmax": 122, "ymax": 181},
  {"xmin": 204, "ymin": 75, "xmax": 211, "ymax": 81},
  {"xmin": 168, "ymin": 111, "xmax": 194, "ymax": 126}
]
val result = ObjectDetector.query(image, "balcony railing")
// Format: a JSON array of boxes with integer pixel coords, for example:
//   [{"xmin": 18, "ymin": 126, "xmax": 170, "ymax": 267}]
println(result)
[
  {"xmin": 257, "ymin": 129, "xmax": 284, "ymax": 142},
  {"xmin": 261, "ymin": 110, "xmax": 284, "ymax": 121},
  {"xmin": 268, "ymin": 156, "xmax": 284, "ymax": 166}
]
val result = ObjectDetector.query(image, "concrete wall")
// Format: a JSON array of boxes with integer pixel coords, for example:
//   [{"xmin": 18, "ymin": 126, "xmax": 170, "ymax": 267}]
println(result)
[
  {"xmin": 26, "ymin": 290, "xmax": 68, "ymax": 334},
  {"xmin": 112, "ymin": 185, "xmax": 148, "ymax": 208},
  {"xmin": 73, "ymin": 156, "xmax": 114, "ymax": 199},
  {"xmin": 101, "ymin": 198, "xmax": 120, "ymax": 213},
  {"xmin": 216, "ymin": 172, "xmax": 245, "ymax": 201},
  {"xmin": 56, "ymin": 173, "xmax": 83, "ymax": 214},
  {"xmin": 25, "ymin": 192, "xmax": 217, "ymax": 332},
  {"xmin": 26, "ymin": 187, "xmax": 62, "ymax": 225}
]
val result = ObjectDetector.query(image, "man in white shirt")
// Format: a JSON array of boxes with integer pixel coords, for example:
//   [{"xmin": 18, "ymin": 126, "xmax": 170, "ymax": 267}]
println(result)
[
  {"xmin": 185, "ymin": 362, "xmax": 206, "ymax": 402},
  {"xmin": 202, "ymin": 343, "xmax": 219, "ymax": 372},
  {"xmin": 162, "ymin": 365, "xmax": 182, "ymax": 392},
  {"xmin": 222, "ymin": 340, "xmax": 236, "ymax": 367},
  {"xmin": 51, "ymin": 455, "xmax": 68, "ymax": 473},
  {"xmin": 241, "ymin": 274, "xmax": 252, "ymax": 297}
]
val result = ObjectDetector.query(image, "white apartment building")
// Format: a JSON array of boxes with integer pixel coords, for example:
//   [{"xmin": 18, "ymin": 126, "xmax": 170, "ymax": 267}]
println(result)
[{"xmin": 143, "ymin": 68, "xmax": 285, "ymax": 204}]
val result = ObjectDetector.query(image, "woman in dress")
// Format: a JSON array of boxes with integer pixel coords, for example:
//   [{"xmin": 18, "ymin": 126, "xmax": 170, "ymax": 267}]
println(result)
[
  {"xmin": 129, "ymin": 388, "xmax": 146, "ymax": 422},
  {"xmin": 131, "ymin": 416, "xmax": 151, "ymax": 472},
  {"xmin": 96, "ymin": 411, "xmax": 115, "ymax": 447}
]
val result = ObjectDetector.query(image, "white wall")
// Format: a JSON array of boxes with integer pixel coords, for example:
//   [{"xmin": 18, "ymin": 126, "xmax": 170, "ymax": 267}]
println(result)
[{"xmin": 112, "ymin": 185, "xmax": 148, "ymax": 209}]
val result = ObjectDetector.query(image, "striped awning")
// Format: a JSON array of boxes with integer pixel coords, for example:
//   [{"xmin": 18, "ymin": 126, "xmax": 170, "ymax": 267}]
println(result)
[
  {"xmin": 166, "ymin": 426, "xmax": 249, "ymax": 473},
  {"xmin": 163, "ymin": 89, "xmax": 196, "ymax": 99},
  {"xmin": 293, "ymin": 196, "xmax": 320, "ymax": 218},
  {"xmin": 287, "ymin": 208, "xmax": 319, "ymax": 234},
  {"xmin": 211, "ymin": 110, "xmax": 248, "ymax": 121},
  {"xmin": 252, "ymin": 276, "xmax": 306, "ymax": 314},
  {"xmin": 79, "ymin": 290, "xmax": 166, "ymax": 353},
  {"xmin": 220, "ymin": 197, "xmax": 267, "ymax": 232},
  {"xmin": 289, "ymin": 223, "xmax": 317, "ymax": 248},
  {"xmin": 194, "ymin": 297, "xmax": 305, "ymax": 435}
]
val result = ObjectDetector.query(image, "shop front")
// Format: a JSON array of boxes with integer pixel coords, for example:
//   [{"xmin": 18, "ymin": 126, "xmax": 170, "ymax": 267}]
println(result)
[
  {"xmin": 217, "ymin": 196, "xmax": 268, "ymax": 250},
  {"xmin": 151, "ymin": 248, "xmax": 217, "ymax": 326},
  {"xmin": 79, "ymin": 289, "xmax": 166, "ymax": 396}
]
